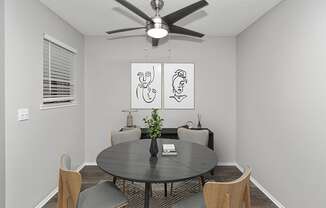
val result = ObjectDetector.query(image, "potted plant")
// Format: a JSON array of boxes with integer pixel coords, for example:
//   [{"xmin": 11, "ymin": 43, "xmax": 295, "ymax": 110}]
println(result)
[{"xmin": 143, "ymin": 109, "xmax": 164, "ymax": 157}]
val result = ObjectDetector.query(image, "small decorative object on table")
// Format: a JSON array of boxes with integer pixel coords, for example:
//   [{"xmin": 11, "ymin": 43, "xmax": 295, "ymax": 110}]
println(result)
[
  {"xmin": 162, "ymin": 144, "xmax": 177, "ymax": 156},
  {"xmin": 143, "ymin": 109, "xmax": 164, "ymax": 157},
  {"xmin": 197, "ymin": 113, "xmax": 202, "ymax": 129},
  {"xmin": 186, "ymin": 121, "xmax": 194, "ymax": 129},
  {"xmin": 122, "ymin": 109, "xmax": 138, "ymax": 128}
]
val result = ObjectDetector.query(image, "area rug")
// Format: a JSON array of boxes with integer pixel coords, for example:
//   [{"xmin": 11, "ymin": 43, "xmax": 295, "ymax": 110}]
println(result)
[{"xmin": 115, "ymin": 179, "xmax": 201, "ymax": 208}]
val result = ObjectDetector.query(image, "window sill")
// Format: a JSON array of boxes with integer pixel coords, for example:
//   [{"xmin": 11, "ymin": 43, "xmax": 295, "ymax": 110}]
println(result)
[{"xmin": 40, "ymin": 102, "xmax": 78, "ymax": 110}]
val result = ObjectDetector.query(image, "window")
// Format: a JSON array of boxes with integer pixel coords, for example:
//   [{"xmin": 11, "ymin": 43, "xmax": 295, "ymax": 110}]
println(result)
[{"xmin": 43, "ymin": 34, "xmax": 77, "ymax": 105}]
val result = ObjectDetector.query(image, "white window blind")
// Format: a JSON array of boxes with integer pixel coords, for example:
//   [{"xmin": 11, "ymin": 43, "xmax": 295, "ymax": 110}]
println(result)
[{"xmin": 43, "ymin": 36, "xmax": 76, "ymax": 104}]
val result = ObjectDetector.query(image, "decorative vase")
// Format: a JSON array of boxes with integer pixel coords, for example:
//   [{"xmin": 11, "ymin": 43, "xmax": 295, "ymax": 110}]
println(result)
[
  {"xmin": 149, "ymin": 138, "xmax": 159, "ymax": 157},
  {"xmin": 127, "ymin": 112, "xmax": 133, "ymax": 127},
  {"xmin": 197, "ymin": 114, "xmax": 202, "ymax": 129}
]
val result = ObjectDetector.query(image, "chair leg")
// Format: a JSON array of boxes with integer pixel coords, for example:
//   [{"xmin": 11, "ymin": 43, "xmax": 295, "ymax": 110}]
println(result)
[
  {"xmin": 199, "ymin": 176, "xmax": 205, "ymax": 190},
  {"xmin": 123, "ymin": 180, "xmax": 126, "ymax": 193},
  {"xmin": 164, "ymin": 183, "xmax": 167, "ymax": 197},
  {"xmin": 170, "ymin": 183, "xmax": 174, "ymax": 195},
  {"xmin": 210, "ymin": 168, "xmax": 215, "ymax": 176}
]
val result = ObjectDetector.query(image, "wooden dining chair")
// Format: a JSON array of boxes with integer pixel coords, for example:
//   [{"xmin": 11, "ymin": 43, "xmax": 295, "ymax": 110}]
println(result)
[
  {"xmin": 110, "ymin": 128, "xmax": 141, "ymax": 193},
  {"xmin": 57, "ymin": 154, "xmax": 128, "ymax": 208},
  {"xmin": 172, "ymin": 168, "xmax": 252, "ymax": 208}
]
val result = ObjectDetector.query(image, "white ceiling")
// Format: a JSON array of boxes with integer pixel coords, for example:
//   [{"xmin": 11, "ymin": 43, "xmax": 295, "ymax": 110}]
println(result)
[{"xmin": 40, "ymin": 0, "xmax": 283, "ymax": 36}]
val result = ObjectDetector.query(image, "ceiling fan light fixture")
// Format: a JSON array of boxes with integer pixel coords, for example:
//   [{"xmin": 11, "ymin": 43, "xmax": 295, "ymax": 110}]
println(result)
[
  {"xmin": 147, "ymin": 27, "xmax": 168, "ymax": 39},
  {"xmin": 146, "ymin": 16, "xmax": 169, "ymax": 39}
]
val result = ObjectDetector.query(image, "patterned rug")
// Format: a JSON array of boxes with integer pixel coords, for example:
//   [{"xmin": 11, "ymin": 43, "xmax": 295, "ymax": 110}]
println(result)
[{"xmin": 114, "ymin": 179, "xmax": 201, "ymax": 208}]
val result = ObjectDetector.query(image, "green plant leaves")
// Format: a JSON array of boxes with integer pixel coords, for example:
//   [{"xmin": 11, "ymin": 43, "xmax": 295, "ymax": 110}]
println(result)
[{"xmin": 143, "ymin": 109, "xmax": 164, "ymax": 139}]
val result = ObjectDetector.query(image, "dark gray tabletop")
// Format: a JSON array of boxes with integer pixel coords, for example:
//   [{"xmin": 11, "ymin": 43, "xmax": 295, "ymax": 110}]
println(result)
[{"xmin": 96, "ymin": 138, "xmax": 217, "ymax": 183}]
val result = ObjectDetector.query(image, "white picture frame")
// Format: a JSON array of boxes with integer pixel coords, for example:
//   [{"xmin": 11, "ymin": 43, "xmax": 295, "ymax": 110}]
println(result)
[
  {"xmin": 131, "ymin": 63, "xmax": 162, "ymax": 109},
  {"xmin": 163, "ymin": 63, "xmax": 195, "ymax": 109}
]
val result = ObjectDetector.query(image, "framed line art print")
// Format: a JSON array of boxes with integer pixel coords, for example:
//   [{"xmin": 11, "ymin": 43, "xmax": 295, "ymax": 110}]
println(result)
[
  {"xmin": 163, "ymin": 63, "xmax": 194, "ymax": 109},
  {"xmin": 131, "ymin": 63, "xmax": 162, "ymax": 109}
]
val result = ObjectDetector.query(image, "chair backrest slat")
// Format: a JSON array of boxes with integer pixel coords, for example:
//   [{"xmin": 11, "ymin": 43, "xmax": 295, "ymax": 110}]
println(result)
[
  {"xmin": 203, "ymin": 168, "xmax": 251, "ymax": 208},
  {"xmin": 57, "ymin": 155, "xmax": 82, "ymax": 208}
]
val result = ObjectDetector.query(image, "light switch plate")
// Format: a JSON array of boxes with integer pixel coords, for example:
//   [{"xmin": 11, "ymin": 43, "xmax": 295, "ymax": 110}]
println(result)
[{"xmin": 17, "ymin": 108, "xmax": 29, "ymax": 121}]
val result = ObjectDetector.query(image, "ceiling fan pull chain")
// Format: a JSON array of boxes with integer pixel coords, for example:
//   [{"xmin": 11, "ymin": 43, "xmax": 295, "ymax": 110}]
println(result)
[
  {"xmin": 144, "ymin": 48, "xmax": 149, "ymax": 60},
  {"xmin": 168, "ymin": 48, "xmax": 172, "ymax": 60}
]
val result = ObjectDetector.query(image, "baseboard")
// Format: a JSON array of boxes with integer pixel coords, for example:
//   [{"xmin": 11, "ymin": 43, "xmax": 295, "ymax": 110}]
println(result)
[
  {"xmin": 76, "ymin": 162, "xmax": 86, "ymax": 172},
  {"xmin": 83, "ymin": 162, "xmax": 97, "ymax": 166},
  {"xmin": 34, "ymin": 162, "xmax": 87, "ymax": 208},
  {"xmin": 34, "ymin": 187, "xmax": 58, "ymax": 208},
  {"xmin": 235, "ymin": 163, "xmax": 286, "ymax": 208},
  {"xmin": 217, "ymin": 162, "xmax": 237, "ymax": 166}
]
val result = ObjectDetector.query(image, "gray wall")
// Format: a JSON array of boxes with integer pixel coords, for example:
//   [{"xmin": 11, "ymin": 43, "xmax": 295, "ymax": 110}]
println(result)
[
  {"xmin": 4, "ymin": 0, "xmax": 85, "ymax": 207},
  {"xmin": 0, "ymin": 0, "xmax": 5, "ymax": 207},
  {"xmin": 237, "ymin": 0, "xmax": 326, "ymax": 207},
  {"xmin": 85, "ymin": 36, "xmax": 237, "ymax": 163}
]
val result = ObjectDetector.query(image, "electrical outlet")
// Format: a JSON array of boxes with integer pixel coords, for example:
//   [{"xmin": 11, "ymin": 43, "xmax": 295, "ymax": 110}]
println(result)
[{"xmin": 17, "ymin": 108, "xmax": 29, "ymax": 121}]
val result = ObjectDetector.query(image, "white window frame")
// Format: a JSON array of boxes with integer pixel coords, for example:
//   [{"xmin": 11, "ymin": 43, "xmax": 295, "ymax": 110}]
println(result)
[{"xmin": 41, "ymin": 34, "xmax": 78, "ymax": 109}]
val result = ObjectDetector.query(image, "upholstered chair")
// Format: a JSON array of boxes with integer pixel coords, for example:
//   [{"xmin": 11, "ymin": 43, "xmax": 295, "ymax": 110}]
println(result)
[
  {"xmin": 111, "ymin": 128, "xmax": 141, "ymax": 146},
  {"xmin": 169, "ymin": 128, "xmax": 210, "ymax": 195},
  {"xmin": 177, "ymin": 127, "xmax": 209, "ymax": 146},
  {"xmin": 110, "ymin": 128, "xmax": 141, "ymax": 192}
]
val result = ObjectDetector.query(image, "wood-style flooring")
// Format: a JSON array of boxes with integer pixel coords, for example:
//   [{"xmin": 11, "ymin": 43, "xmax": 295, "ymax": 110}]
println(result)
[{"xmin": 44, "ymin": 166, "xmax": 278, "ymax": 208}]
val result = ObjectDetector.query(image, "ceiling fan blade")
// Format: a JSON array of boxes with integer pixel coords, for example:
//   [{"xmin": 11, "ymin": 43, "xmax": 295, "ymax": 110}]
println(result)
[
  {"xmin": 115, "ymin": 0, "xmax": 153, "ymax": 22},
  {"xmin": 106, "ymin": 27, "xmax": 145, "ymax": 35},
  {"xmin": 169, "ymin": 25, "xmax": 204, "ymax": 38},
  {"xmin": 163, "ymin": 0, "xmax": 208, "ymax": 25},
  {"xmin": 152, "ymin": 38, "xmax": 159, "ymax": 47}
]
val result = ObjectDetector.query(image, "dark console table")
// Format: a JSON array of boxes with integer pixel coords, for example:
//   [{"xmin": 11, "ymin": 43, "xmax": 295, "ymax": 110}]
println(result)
[{"xmin": 140, "ymin": 127, "xmax": 214, "ymax": 151}]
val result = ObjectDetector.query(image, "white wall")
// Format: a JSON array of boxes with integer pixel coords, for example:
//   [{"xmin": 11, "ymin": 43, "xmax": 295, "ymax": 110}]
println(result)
[
  {"xmin": 85, "ymin": 36, "xmax": 237, "ymax": 163},
  {"xmin": 4, "ymin": 0, "xmax": 85, "ymax": 207},
  {"xmin": 0, "ymin": 0, "xmax": 5, "ymax": 207},
  {"xmin": 237, "ymin": 0, "xmax": 326, "ymax": 207}
]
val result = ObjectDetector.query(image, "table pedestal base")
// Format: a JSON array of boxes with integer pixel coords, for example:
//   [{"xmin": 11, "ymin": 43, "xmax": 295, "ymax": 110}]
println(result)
[{"xmin": 144, "ymin": 182, "xmax": 151, "ymax": 208}]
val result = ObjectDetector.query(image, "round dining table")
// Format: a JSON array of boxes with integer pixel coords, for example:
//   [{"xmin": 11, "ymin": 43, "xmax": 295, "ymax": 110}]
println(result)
[{"xmin": 96, "ymin": 138, "xmax": 218, "ymax": 208}]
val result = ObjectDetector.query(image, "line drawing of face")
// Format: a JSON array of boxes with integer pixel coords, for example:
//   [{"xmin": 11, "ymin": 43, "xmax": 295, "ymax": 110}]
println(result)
[
  {"xmin": 136, "ymin": 67, "xmax": 157, "ymax": 103},
  {"xmin": 137, "ymin": 70, "xmax": 153, "ymax": 88},
  {"xmin": 170, "ymin": 69, "xmax": 188, "ymax": 103}
]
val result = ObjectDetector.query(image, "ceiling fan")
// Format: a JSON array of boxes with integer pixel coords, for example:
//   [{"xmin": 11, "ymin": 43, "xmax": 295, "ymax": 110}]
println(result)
[{"xmin": 106, "ymin": 0, "xmax": 209, "ymax": 46}]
